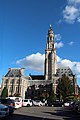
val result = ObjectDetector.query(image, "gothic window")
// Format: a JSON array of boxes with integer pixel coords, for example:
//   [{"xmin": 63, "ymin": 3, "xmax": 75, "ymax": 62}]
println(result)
[
  {"xmin": 5, "ymin": 79, "xmax": 8, "ymax": 84},
  {"xmin": 20, "ymin": 80, "xmax": 22, "ymax": 84},
  {"xmin": 16, "ymin": 79, "xmax": 20, "ymax": 84},
  {"xmin": 16, "ymin": 87, "xmax": 18, "ymax": 93},
  {"xmin": 10, "ymin": 79, "xmax": 14, "ymax": 84},
  {"xmin": 19, "ymin": 86, "xmax": 21, "ymax": 93},
  {"xmin": 9, "ymin": 87, "xmax": 12, "ymax": 92}
]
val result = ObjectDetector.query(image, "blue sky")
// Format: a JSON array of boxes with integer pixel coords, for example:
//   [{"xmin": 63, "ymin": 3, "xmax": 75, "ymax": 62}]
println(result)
[{"xmin": 0, "ymin": 0, "xmax": 80, "ymax": 86}]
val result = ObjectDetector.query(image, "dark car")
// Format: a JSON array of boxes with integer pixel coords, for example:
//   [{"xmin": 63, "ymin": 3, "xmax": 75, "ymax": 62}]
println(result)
[
  {"xmin": 53, "ymin": 100, "xmax": 63, "ymax": 107},
  {"xmin": 69, "ymin": 101, "xmax": 76, "ymax": 110},
  {"xmin": 0, "ymin": 98, "xmax": 15, "ymax": 114},
  {"xmin": 72, "ymin": 101, "xmax": 80, "ymax": 112},
  {"xmin": 47, "ymin": 99, "xmax": 63, "ymax": 107},
  {"xmin": 8, "ymin": 105, "xmax": 15, "ymax": 115},
  {"xmin": 47, "ymin": 99, "xmax": 54, "ymax": 106}
]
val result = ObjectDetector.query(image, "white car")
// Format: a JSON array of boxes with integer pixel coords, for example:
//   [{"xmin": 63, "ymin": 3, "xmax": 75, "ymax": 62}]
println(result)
[
  {"xmin": 32, "ymin": 100, "xmax": 43, "ymax": 106},
  {"xmin": 22, "ymin": 99, "xmax": 32, "ymax": 107},
  {"xmin": 7, "ymin": 97, "xmax": 22, "ymax": 109},
  {"xmin": 0, "ymin": 103, "xmax": 9, "ymax": 118}
]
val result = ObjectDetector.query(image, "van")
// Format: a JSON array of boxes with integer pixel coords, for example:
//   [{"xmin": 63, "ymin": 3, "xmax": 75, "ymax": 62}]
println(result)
[{"xmin": 7, "ymin": 97, "xmax": 22, "ymax": 109}]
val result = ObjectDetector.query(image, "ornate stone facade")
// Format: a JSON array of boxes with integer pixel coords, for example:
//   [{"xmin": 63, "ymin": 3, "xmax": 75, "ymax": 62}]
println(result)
[
  {"xmin": 1, "ymin": 68, "xmax": 30, "ymax": 99},
  {"xmin": 1, "ymin": 25, "xmax": 78, "ymax": 99}
]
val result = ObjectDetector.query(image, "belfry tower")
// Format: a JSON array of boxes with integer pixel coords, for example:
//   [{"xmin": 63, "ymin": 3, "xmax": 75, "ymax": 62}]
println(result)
[{"xmin": 45, "ymin": 25, "xmax": 57, "ymax": 80}]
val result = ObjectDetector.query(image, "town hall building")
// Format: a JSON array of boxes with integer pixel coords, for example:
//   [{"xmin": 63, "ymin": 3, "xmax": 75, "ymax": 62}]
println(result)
[{"xmin": 1, "ymin": 25, "xmax": 78, "ymax": 99}]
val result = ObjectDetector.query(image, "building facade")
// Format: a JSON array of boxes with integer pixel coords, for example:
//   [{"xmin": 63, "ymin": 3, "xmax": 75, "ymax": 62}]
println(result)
[
  {"xmin": 1, "ymin": 25, "xmax": 78, "ymax": 99},
  {"xmin": 1, "ymin": 68, "xmax": 30, "ymax": 99}
]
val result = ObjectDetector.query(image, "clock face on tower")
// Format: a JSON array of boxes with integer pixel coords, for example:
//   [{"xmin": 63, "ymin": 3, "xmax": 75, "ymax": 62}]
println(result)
[{"xmin": 49, "ymin": 43, "xmax": 52, "ymax": 48}]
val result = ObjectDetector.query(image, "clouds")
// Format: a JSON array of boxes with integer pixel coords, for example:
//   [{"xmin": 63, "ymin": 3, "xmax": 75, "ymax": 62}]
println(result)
[
  {"xmin": 68, "ymin": 0, "xmax": 80, "ymax": 5},
  {"xmin": 54, "ymin": 34, "xmax": 74, "ymax": 48},
  {"xmin": 16, "ymin": 52, "xmax": 80, "ymax": 79},
  {"xmin": 55, "ymin": 34, "xmax": 62, "ymax": 41},
  {"xmin": 54, "ymin": 34, "xmax": 64, "ymax": 48},
  {"xmin": 16, "ymin": 53, "xmax": 45, "ymax": 72},
  {"xmin": 56, "ymin": 56, "xmax": 80, "ymax": 79},
  {"xmin": 62, "ymin": 0, "xmax": 80, "ymax": 23},
  {"xmin": 63, "ymin": 6, "xmax": 79, "ymax": 23},
  {"xmin": 68, "ymin": 41, "xmax": 74, "ymax": 45},
  {"xmin": 58, "ymin": 59, "xmax": 76, "ymax": 74},
  {"xmin": 55, "ymin": 42, "xmax": 64, "ymax": 48},
  {"xmin": 59, "ymin": 59, "xmax": 80, "ymax": 78}
]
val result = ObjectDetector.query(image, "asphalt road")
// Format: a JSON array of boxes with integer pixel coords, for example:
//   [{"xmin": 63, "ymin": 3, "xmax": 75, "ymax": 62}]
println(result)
[{"xmin": 2, "ymin": 106, "xmax": 80, "ymax": 120}]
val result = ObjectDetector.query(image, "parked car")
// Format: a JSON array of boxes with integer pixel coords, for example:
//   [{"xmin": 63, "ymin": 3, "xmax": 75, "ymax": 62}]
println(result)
[
  {"xmin": 64, "ymin": 100, "xmax": 73, "ymax": 107},
  {"xmin": 73, "ymin": 101, "xmax": 80, "ymax": 113},
  {"xmin": 0, "ymin": 103, "xmax": 9, "ymax": 118},
  {"xmin": 53, "ymin": 101, "xmax": 63, "ymax": 107},
  {"xmin": 32, "ymin": 100, "xmax": 43, "ymax": 106},
  {"xmin": 47, "ymin": 99, "xmax": 63, "ymax": 107},
  {"xmin": 47, "ymin": 99, "xmax": 54, "ymax": 106},
  {"xmin": 77, "ymin": 101, "xmax": 80, "ymax": 113},
  {"xmin": 41, "ymin": 100, "xmax": 47, "ymax": 106},
  {"xmin": 69, "ymin": 101, "xmax": 76, "ymax": 110},
  {"xmin": 64, "ymin": 102, "xmax": 70, "ymax": 107},
  {"xmin": 7, "ymin": 97, "xmax": 22, "ymax": 109},
  {"xmin": 0, "ymin": 98, "xmax": 15, "ymax": 114},
  {"xmin": 0, "ymin": 98, "xmax": 15, "ymax": 107},
  {"xmin": 22, "ymin": 99, "xmax": 32, "ymax": 107}
]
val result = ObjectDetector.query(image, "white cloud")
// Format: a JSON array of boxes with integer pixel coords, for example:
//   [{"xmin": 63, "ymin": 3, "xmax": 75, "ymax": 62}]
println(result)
[
  {"xmin": 68, "ymin": 41, "xmax": 74, "ymax": 45},
  {"xmin": 62, "ymin": 0, "xmax": 80, "ymax": 23},
  {"xmin": 16, "ymin": 53, "xmax": 80, "ymax": 79},
  {"xmin": 57, "ymin": 56, "xmax": 62, "ymax": 62},
  {"xmin": 68, "ymin": 0, "xmax": 80, "ymax": 5},
  {"xmin": 54, "ymin": 34, "xmax": 63, "ymax": 48},
  {"xmin": 55, "ymin": 34, "xmax": 62, "ymax": 41},
  {"xmin": 77, "ymin": 75, "xmax": 80, "ymax": 78},
  {"xmin": 16, "ymin": 52, "xmax": 45, "ymax": 72},
  {"xmin": 55, "ymin": 41, "xmax": 64, "ymax": 48},
  {"xmin": 76, "ymin": 62, "xmax": 80, "ymax": 73},
  {"xmin": 60, "ymin": 59, "xmax": 76, "ymax": 68},
  {"xmin": 63, "ymin": 6, "xmax": 79, "ymax": 23},
  {"xmin": 77, "ymin": 17, "xmax": 80, "ymax": 22},
  {"xmin": 58, "ymin": 19, "xmax": 62, "ymax": 24}
]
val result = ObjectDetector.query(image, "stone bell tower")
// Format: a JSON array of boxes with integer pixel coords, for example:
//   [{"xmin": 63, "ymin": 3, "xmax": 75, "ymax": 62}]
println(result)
[{"xmin": 44, "ymin": 25, "xmax": 57, "ymax": 80}]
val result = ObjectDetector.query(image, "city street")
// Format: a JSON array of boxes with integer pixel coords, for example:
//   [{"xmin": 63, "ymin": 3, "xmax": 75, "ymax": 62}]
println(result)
[{"xmin": 2, "ymin": 106, "xmax": 80, "ymax": 120}]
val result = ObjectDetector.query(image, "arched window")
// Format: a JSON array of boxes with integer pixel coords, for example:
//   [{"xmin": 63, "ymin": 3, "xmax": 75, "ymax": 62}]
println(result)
[{"xmin": 10, "ymin": 79, "xmax": 14, "ymax": 84}]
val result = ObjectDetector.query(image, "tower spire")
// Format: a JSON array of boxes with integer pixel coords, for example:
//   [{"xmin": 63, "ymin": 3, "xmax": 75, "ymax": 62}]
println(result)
[
  {"xmin": 45, "ymin": 25, "xmax": 57, "ymax": 80},
  {"xmin": 48, "ymin": 24, "xmax": 54, "ymax": 35},
  {"xmin": 50, "ymin": 24, "xmax": 52, "ymax": 28}
]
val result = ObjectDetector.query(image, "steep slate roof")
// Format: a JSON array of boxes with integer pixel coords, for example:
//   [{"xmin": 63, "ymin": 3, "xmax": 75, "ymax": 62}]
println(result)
[
  {"xmin": 56, "ymin": 67, "xmax": 73, "ymax": 77},
  {"xmin": 5, "ymin": 68, "xmax": 22, "ymax": 77}
]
